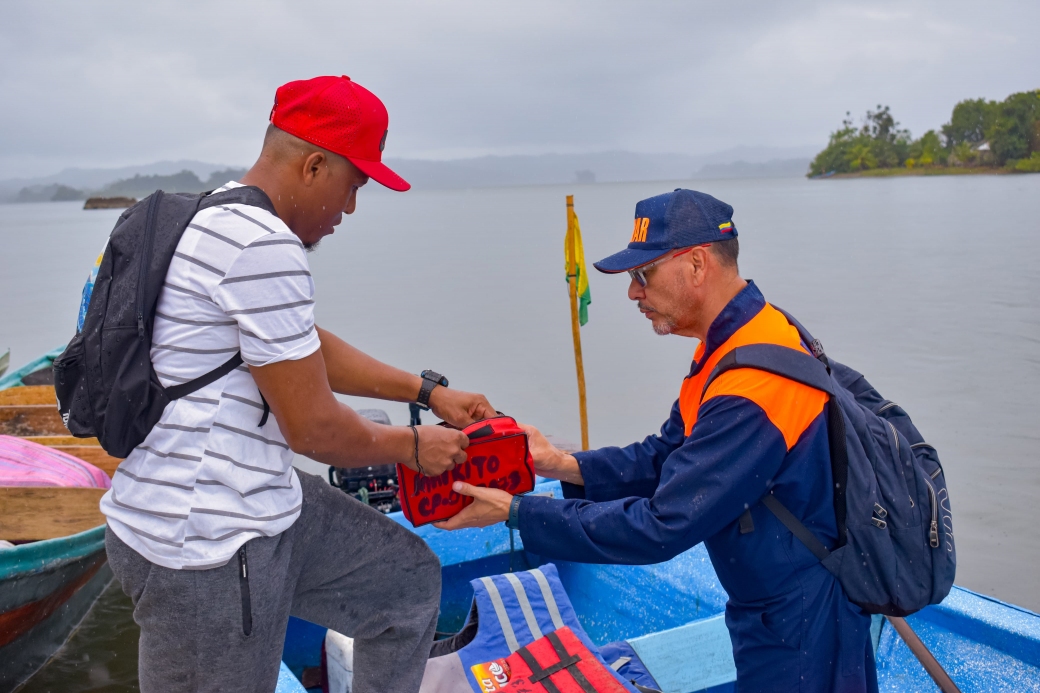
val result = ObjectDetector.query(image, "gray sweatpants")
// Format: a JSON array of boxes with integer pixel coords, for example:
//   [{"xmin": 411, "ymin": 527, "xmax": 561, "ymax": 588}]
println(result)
[{"xmin": 106, "ymin": 471, "xmax": 441, "ymax": 693}]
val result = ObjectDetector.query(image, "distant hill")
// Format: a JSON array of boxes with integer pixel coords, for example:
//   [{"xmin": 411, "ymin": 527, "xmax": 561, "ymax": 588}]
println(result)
[
  {"xmin": 1, "ymin": 145, "xmax": 818, "ymax": 202},
  {"xmin": 0, "ymin": 160, "xmax": 238, "ymax": 201},
  {"xmin": 15, "ymin": 184, "xmax": 88, "ymax": 203},
  {"xmin": 7, "ymin": 168, "xmax": 248, "ymax": 203},
  {"xmin": 96, "ymin": 169, "xmax": 247, "ymax": 198}
]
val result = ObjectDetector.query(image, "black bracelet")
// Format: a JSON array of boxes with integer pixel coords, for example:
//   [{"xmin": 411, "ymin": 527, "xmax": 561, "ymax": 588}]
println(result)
[{"xmin": 409, "ymin": 425, "xmax": 426, "ymax": 476}]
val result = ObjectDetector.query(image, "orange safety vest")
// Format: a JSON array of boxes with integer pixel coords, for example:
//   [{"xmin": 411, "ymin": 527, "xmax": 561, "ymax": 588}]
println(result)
[{"xmin": 678, "ymin": 303, "xmax": 828, "ymax": 450}]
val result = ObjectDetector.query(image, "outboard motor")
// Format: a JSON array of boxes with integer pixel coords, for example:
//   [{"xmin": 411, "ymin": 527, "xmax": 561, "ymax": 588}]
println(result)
[{"xmin": 327, "ymin": 409, "xmax": 401, "ymax": 514}]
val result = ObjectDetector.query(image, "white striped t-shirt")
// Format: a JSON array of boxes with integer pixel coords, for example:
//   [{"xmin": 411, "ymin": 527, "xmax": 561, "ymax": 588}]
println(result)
[{"xmin": 100, "ymin": 182, "xmax": 321, "ymax": 570}]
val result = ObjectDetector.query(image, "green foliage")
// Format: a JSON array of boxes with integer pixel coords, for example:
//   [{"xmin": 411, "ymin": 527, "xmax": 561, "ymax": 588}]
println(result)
[
  {"xmin": 950, "ymin": 141, "xmax": 975, "ymax": 167},
  {"xmin": 809, "ymin": 115, "xmax": 857, "ymax": 175},
  {"xmin": 907, "ymin": 130, "xmax": 947, "ymax": 166},
  {"xmin": 1013, "ymin": 152, "xmax": 1040, "ymax": 173},
  {"xmin": 942, "ymin": 98, "xmax": 997, "ymax": 147},
  {"xmin": 811, "ymin": 89, "xmax": 1040, "ymax": 176},
  {"xmin": 808, "ymin": 106, "xmax": 910, "ymax": 175},
  {"xmin": 986, "ymin": 90, "xmax": 1040, "ymax": 165}
]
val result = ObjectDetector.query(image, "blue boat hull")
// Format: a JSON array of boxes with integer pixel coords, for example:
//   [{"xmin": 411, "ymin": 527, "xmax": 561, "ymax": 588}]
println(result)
[{"xmin": 279, "ymin": 480, "xmax": 1040, "ymax": 692}]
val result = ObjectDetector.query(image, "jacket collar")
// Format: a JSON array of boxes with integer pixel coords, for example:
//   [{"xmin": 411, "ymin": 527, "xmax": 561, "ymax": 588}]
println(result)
[{"xmin": 689, "ymin": 280, "xmax": 765, "ymax": 377}]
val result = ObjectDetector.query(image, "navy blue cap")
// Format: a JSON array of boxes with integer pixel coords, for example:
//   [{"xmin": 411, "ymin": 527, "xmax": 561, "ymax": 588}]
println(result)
[{"xmin": 593, "ymin": 189, "xmax": 738, "ymax": 273}]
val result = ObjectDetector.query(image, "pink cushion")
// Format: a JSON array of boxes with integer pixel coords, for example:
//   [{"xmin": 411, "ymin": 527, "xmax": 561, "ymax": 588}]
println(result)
[{"xmin": 0, "ymin": 435, "xmax": 111, "ymax": 488}]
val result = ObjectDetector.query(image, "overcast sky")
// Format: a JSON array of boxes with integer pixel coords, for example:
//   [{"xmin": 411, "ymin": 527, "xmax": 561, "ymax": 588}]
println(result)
[{"xmin": 1, "ymin": 0, "xmax": 1037, "ymax": 178}]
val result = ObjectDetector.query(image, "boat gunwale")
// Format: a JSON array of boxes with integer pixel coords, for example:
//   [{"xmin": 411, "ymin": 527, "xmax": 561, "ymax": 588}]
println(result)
[
  {"xmin": 0, "ymin": 346, "xmax": 64, "ymax": 391},
  {"xmin": 0, "ymin": 525, "xmax": 106, "ymax": 581}
]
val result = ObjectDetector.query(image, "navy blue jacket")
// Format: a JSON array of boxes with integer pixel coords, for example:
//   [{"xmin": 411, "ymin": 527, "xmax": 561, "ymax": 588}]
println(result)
[{"xmin": 518, "ymin": 282, "xmax": 877, "ymax": 693}]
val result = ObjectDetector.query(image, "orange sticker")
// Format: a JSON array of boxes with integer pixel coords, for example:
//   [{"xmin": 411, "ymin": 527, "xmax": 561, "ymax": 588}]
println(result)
[{"xmin": 471, "ymin": 658, "xmax": 512, "ymax": 692}]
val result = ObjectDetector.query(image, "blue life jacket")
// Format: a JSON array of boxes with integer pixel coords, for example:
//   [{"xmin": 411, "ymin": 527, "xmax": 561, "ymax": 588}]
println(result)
[{"xmin": 421, "ymin": 564, "xmax": 645, "ymax": 693}]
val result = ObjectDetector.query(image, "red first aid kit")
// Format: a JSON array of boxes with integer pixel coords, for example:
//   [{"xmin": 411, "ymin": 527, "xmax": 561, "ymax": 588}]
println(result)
[
  {"xmin": 397, "ymin": 415, "xmax": 535, "ymax": 527},
  {"xmin": 497, "ymin": 626, "xmax": 630, "ymax": 693}
]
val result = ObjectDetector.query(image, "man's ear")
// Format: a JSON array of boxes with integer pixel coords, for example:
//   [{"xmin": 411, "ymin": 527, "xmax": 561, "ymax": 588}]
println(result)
[
  {"xmin": 688, "ymin": 246, "xmax": 709, "ymax": 281},
  {"xmin": 301, "ymin": 151, "xmax": 326, "ymax": 186}
]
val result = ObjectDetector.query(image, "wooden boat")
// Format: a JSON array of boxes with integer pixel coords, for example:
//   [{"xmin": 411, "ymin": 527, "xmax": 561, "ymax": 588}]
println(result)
[
  {"xmin": 277, "ymin": 487, "xmax": 1040, "ymax": 692},
  {"xmin": 0, "ymin": 350, "xmax": 120, "ymax": 690}
]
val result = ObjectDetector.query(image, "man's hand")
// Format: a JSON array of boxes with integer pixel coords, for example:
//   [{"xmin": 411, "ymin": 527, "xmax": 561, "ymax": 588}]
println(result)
[
  {"xmin": 519, "ymin": 424, "xmax": 585, "ymax": 486},
  {"xmin": 413, "ymin": 426, "xmax": 469, "ymax": 476},
  {"xmin": 429, "ymin": 387, "xmax": 496, "ymax": 428},
  {"xmin": 433, "ymin": 482, "xmax": 512, "ymax": 530}
]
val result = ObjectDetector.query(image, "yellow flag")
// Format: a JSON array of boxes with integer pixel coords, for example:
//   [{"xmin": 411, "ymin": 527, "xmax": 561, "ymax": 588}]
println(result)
[{"xmin": 565, "ymin": 210, "xmax": 591, "ymax": 325}]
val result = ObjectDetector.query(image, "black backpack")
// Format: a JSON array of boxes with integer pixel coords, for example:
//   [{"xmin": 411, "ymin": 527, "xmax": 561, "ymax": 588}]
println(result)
[
  {"xmin": 54, "ymin": 186, "xmax": 278, "ymax": 458},
  {"xmin": 703, "ymin": 308, "xmax": 955, "ymax": 616}
]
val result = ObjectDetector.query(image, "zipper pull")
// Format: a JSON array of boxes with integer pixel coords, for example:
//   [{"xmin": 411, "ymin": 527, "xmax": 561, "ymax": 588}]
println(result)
[
  {"xmin": 929, "ymin": 520, "xmax": 940, "ymax": 548},
  {"xmin": 873, "ymin": 502, "xmax": 888, "ymax": 519},
  {"xmin": 239, "ymin": 545, "xmax": 248, "ymax": 578},
  {"xmin": 137, "ymin": 314, "xmax": 145, "ymax": 337}
]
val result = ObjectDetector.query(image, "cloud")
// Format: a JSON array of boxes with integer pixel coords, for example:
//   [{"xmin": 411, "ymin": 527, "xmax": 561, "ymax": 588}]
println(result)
[{"xmin": 0, "ymin": 0, "xmax": 1036, "ymax": 177}]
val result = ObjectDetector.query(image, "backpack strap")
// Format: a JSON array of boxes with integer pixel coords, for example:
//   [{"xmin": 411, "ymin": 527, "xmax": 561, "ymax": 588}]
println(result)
[
  {"xmin": 160, "ymin": 185, "xmax": 278, "ymax": 413},
  {"xmin": 770, "ymin": 305, "xmax": 830, "ymax": 367},
  {"xmin": 197, "ymin": 185, "xmax": 279, "ymax": 216},
  {"xmin": 761, "ymin": 494, "xmax": 831, "ymax": 561},
  {"xmin": 700, "ymin": 342, "xmax": 850, "ymax": 553},
  {"xmin": 165, "ymin": 352, "xmax": 243, "ymax": 400},
  {"xmin": 700, "ymin": 343, "xmax": 834, "ymax": 402}
]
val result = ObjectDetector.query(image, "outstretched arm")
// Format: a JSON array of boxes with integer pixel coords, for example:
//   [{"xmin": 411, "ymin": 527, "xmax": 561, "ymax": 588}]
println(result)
[
  {"xmin": 251, "ymin": 350, "xmax": 469, "ymax": 473},
  {"xmin": 316, "ymin": 326, "xmax": 496, "ymax": 427},
  {"xmin": 525, "ymin": 401, "xmax": 688, "ymax": 500},
  {"xmin": 435, "ymin": 401, "xmax": 689, "ymax": 531},
  {"xmin": 437, "ymin": 396, "xmax": 789, "ymax": 567}
]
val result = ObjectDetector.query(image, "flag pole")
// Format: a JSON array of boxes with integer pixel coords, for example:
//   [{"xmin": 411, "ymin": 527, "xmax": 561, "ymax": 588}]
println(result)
[{"xmin": 566, "ymin": 195, "xmax": 590, "ymax": 450}]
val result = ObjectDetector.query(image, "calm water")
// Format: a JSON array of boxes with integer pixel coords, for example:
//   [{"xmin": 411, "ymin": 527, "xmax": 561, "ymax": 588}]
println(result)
[{"xmin": 2, "ymin": 174, "xmax": 1039, "ymax": 686}]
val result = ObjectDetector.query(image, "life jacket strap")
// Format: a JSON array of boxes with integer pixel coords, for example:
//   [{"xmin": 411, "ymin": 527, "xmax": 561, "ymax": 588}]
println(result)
[{"xmin": 516, "ymin": 630, "xmax": 598, "ymax": 693}]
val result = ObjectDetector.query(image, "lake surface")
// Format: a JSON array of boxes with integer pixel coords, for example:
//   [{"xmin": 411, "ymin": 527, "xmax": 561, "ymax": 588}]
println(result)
[{"xmin": 2, "ymin": 173, "xmax": 1038, "ymax": 685}]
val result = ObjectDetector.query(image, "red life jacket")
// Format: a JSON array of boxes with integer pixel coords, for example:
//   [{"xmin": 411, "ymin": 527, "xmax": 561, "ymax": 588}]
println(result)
[
  {"xmin": 492, "ymin": 626, "xmax": 630, "ymax": 693},
  {"xmin": 398, "ymin": 415, "xmax": 535, "ymax": 527}
]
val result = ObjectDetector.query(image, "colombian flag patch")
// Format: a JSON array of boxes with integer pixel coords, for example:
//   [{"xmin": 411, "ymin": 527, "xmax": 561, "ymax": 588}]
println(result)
[{"xmin": 718, "ymin": 221, "xmax": 734, "ymax": 233}]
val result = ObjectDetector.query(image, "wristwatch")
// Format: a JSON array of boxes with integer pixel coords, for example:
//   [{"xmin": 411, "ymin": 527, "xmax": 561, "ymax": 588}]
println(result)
[
  {"xmin": 416, "ymin": 370, "xmax": 449, "ymax": 410},
  {"xmin": 506, "ymin": 494, "xmax": 523, "ymax": 530}
]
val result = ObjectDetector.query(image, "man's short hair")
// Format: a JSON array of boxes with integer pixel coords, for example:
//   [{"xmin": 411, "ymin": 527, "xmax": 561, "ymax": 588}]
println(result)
[{"xmin": 711, "ymin": 237, "xmax": 739, "ymax": 269}]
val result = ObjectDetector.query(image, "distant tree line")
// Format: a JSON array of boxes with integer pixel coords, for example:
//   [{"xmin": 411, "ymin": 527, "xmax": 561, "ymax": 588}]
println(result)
[
  {"xmin": 14, "ymin": 168, "xmax": 247, "ymax": 203},
  {"xmin": 809, "ymin": 90, "xmax": 1040, "ymax": 176}
]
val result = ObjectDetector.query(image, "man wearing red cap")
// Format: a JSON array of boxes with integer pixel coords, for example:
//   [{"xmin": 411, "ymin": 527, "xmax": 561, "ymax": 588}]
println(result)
[{"xmin": 102, "ymin": 76, "xmax": 494, "ymax": 692}]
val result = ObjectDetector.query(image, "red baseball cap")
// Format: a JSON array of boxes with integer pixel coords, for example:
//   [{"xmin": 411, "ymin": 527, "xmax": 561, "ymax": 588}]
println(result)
[{"xmin": 270, "ymin": 75, "xmax": 410, "ymax": 191}]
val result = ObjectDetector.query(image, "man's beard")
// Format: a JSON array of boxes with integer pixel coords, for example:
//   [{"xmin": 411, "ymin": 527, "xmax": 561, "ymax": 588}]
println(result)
[
  {"xmin": 652, "ymin": 319, "xmax": 676, "ymax": 336},
  {"xmin": 304, "ymin": 239, "xmax": 321, "ymax": 253},
  {"xmin": 638, "ymin": 302, "xmax": 677, "ymax": 335}
]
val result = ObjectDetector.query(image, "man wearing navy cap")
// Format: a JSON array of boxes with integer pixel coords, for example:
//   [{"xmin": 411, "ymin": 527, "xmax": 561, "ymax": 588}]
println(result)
[{"xmin": 442, "ymin": 190, "xmax": 878, "ymax": 692}]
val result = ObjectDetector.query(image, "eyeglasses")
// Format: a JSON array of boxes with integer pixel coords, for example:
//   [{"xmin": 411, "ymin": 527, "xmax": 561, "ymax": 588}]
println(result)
[{"xmin": 627, "ymin": 245, "xmax": 704, "ymax": 287}]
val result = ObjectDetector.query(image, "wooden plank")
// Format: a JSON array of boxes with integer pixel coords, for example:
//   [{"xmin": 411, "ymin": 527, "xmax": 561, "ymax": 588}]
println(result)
[
  {"xmin": 628, "ymin": 613, "xmax": 736, "ymax": 693},
  {"xmin": 0, "ymin": 405, "xmax": 67, "ymax": 437},
  {"xmin": 0, "ymin": 386, "xmax": 56, "ymax": 406},
  {"xmin": 49, "ymin": 447, "xmax": 122, "ymax": 478},
  {"xmin": 23, "ymin": 435, "xmax": 101, "ymax": 447},
  {"xmin": 0, "ymin": 488, "xmax": 107, "ymax": 541}
]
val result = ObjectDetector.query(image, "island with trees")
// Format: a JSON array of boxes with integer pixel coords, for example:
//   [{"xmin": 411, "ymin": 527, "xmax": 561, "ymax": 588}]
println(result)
[{"xmin": 809, "ymin": 89, "xmax": 1040, "ymax": 178}]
